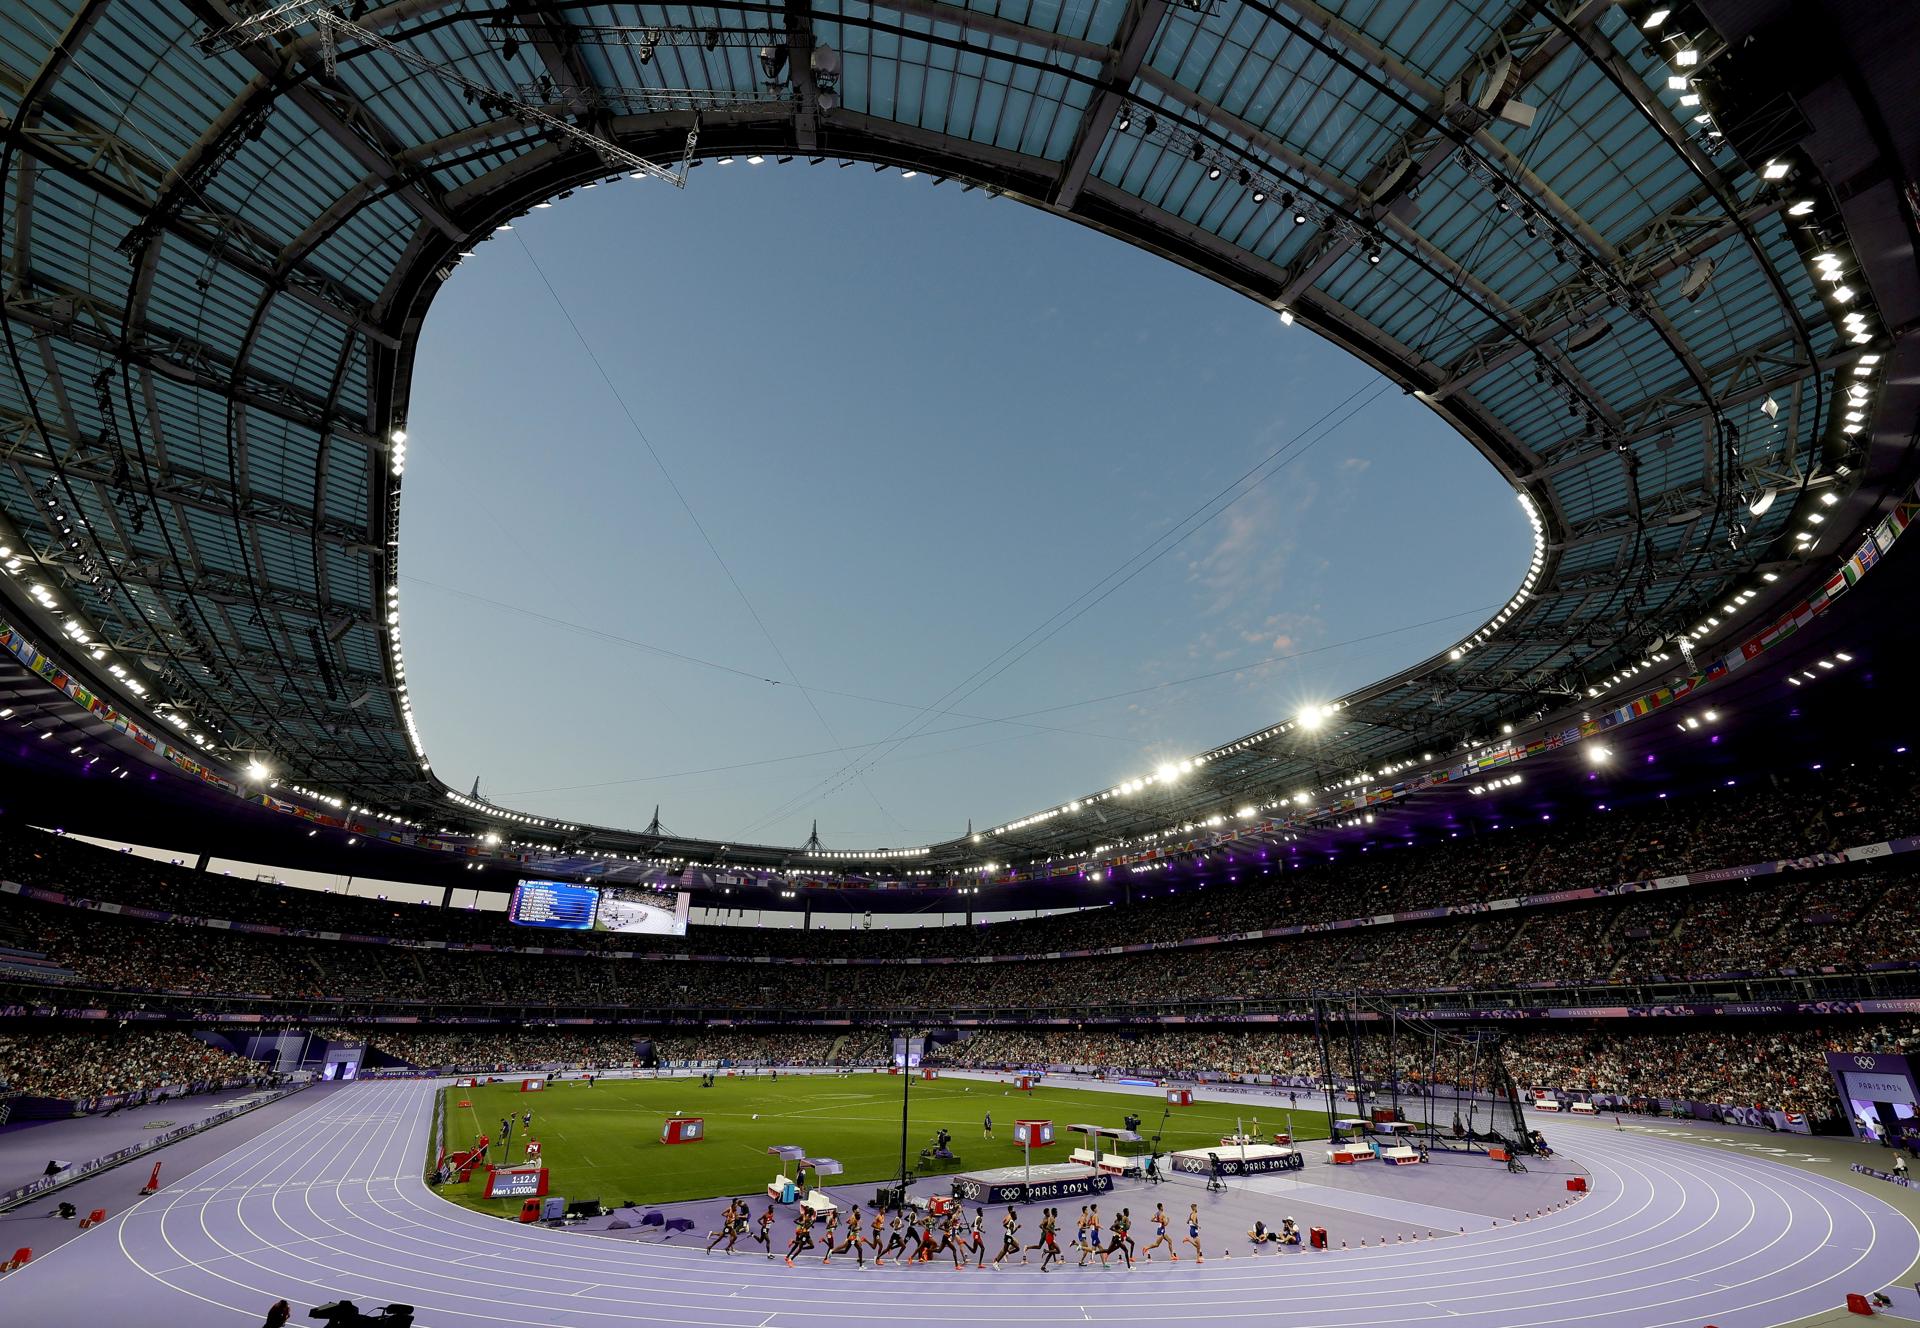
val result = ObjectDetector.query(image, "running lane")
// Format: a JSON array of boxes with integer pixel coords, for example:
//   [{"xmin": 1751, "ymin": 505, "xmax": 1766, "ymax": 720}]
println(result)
[{"xmin": 3, "ymin": 1081, "xmax": 1912, "ymax": 1328}]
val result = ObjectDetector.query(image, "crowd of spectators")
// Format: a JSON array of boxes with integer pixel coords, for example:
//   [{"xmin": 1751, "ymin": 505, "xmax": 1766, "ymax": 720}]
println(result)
[
  {"xmin": 0, "ymin": 753, "xmax": 1908, "ymax": 1017},
  {"xmin": 317, "ymin": 1027, "xmax": 644, "ymax": 1071},
  {"xmin": 254, "ymin": 1021, "xmax": 1920, "ymax": 1121},
  {"xmin": 929, "ymin": 1022, "xmax": 1920, "ymax": 1119},
  {"xmin": 652, "ymin": 1031, "xmax": 891, "ymax": 1066},
  {"xmin": 312, "ymin": 1027, "xmax": 892, "ymax": 1070},
  {"xmin": 0, "ymin": 1027, "xmax": 267, "ymax": 1102},
  {"xmin": 0, "ymin": 861, "xmax": 1913, "ymax": 1012},
  {"xmin": 1, "ymin": 754, "xmax": 1910, "ymax": 964}
]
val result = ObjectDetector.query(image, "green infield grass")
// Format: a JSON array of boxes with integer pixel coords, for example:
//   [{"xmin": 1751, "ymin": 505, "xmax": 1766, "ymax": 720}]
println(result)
[{"xmin": 437, "ymin": 1073, "xmax": 1329, "ymax": 1215}]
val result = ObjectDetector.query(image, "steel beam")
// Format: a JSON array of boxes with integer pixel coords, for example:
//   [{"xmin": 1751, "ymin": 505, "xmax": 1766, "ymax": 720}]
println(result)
[{"xmin": 1052, "ymin": 0, "xmax": 1167, "ymax": 210}]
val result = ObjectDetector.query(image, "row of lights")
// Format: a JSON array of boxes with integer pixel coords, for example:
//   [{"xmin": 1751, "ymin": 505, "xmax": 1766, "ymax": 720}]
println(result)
[
  {"xmin": 379, "ymin": 428, "xmax": 434, "ymax": 776},
  {"xmin": 972, "ymin": 703, "xmax": 1338, "ymax": 846},
  {"xmin": 1784, "ymin": 651, "xmax": 1852, "ymax": 687},
  {"xmin": 1563, "ymin": 17, "xmax": 1877, "ymax": 700},
  {"xmin": 445, "ymin": 787, "xmax": 578, "ymax": 832},
  {"xmin": 1469, "ymin": 774, "xmax": 1523, "ymax": 796},
  {"xmin": 1449, "ymin": 493, "xmax": 1545, "ymax": 663},
  {"xmin": 1674, "ymin": 708, "xmax": 1720, "ymax": 732}
]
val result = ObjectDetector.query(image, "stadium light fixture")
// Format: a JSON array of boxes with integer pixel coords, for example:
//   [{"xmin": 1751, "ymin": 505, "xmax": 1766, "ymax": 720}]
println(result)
[
  {"xmin": 1642, "ymin": 9, "xmax": 1670, "ymax": 29},
  {"xmin": 1587, "ymin": 746, "xmax": 1611, "ymax": 765},
  {"xmin": 245, "ymin": 758, "xmax": 270, "ymax": 782}
]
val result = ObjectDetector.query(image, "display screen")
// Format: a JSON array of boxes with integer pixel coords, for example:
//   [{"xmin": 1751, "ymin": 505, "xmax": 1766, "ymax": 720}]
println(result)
[
  {"xmin": 508, "ymin": 880, "xmax": 599, "ymax": 930},
  {"xmin": 593, "ymin": 887, "xmax": 690, "ymax": 936},
  {"xmin": 485, "ymin": 1167, "xmax": 547, "ymax": 1198}
]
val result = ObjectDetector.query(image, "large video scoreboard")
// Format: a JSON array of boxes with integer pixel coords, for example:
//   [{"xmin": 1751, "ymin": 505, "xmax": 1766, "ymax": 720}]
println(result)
[{"xmin": 506, "ymin": 880, "xmax": 690, "ymax": 935}]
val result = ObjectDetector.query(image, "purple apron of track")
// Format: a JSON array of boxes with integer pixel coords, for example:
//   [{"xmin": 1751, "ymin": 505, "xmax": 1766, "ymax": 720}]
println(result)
[
  {"xmin": 2, "ymin": 1079, "xmax": 1913, "ymax": 1327},
  {"xmin": 0, "ymin": 1083, "xmax": 346, "ymax": 1262},
  {"xmin": 0, "ymin": 1085, "xmax": 275, "ymax": 1195}
]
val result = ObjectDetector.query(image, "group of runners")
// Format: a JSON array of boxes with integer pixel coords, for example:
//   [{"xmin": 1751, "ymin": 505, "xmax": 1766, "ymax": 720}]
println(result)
[{"xmin": 704, "ymin": 1199, "xmax": 1207, "ymax": 1270}]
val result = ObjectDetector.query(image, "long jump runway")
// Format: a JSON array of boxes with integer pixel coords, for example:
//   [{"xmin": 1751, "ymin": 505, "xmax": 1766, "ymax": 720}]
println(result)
[{"xmin": 5, "ymin": 1080, "xmax": 1914, "ymax": 1327}]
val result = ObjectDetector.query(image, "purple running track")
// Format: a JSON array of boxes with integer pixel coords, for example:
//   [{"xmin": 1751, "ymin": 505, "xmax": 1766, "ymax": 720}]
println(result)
[{"xmin": 2, "ymin": 1079, "xmax": 1912, "ymax": 1327}]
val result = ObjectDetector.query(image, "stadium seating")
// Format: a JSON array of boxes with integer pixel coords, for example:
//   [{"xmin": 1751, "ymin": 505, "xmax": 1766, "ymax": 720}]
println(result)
[
  {"xmin": 0, "ymin": 755, "xmax": 1912, "ymax": 1123},
  {"xmin": 1, "ymin": 753, "xmax": 1910, "ymax": 965}
]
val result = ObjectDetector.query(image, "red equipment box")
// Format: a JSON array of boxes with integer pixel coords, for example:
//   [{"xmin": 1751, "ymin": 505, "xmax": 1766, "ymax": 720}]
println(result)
[
  {"xmin": 1309, "ymin": 1226, "xmax": 1328, "ymax": 1250},
  {"xmin": 520, "ymin": 1078, "xmax": 545, "ymax": 1092},
  {"xmin": 1166, "ymin": 1089, "xmax": 1192, "ymax": 1106},
  {"xmin": 922, "ymin": 1068, "xmax": 938, "ymax": 1080},
  {"xmin": 1567, "ymin": 1176, "xmax": 1588, "ymax": 1192},
  {"xmin": 1016, "ymin": 1075, "xmax": 1034, "ymax": 1091},
  {"xmin": 930, "ymin": 1196, "xmax": 955, "ymax": 1216},
  {"xmin": 660, "ymin": 1116, "xmax": 706, "ymax": 1145}
]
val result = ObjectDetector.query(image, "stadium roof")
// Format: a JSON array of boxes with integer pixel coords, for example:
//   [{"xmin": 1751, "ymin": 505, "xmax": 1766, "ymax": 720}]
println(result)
[{"xmin": 0, "ymin": 0, "xmax": 1914, "ymax": 888}]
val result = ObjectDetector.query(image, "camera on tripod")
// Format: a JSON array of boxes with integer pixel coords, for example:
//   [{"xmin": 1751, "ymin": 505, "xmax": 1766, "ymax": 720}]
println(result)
[{"xmin": 310, "ymin": 1301, "xmax": 414, "ymax": 1327}]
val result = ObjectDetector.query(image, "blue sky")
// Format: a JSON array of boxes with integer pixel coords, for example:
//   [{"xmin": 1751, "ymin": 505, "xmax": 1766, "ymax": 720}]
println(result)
[{"xmin": 400, "ymin": 162, "xmax": 1529, "ymax": 848}]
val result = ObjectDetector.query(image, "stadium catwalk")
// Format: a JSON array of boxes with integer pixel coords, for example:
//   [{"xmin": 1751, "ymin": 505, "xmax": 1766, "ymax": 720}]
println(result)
[{"xmin": 5, "ymin": 1079, "xmax": 1912, "ymax": 1327}]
